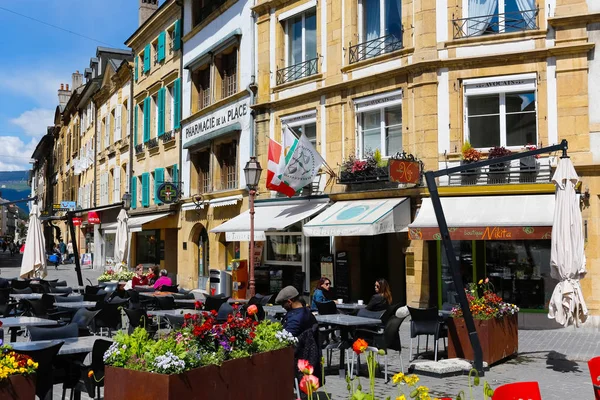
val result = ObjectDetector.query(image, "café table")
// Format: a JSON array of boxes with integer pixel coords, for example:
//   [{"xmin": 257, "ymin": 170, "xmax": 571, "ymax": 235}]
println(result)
[
  {"xmin": 336, "ymin": 303, "xmax": 367, "ymax": 312},
  {"xmin": 10, "ymin": 293, "xmax": 42, "ymax": 300},
  {"xmin": 53, "ymin": 301, "xmax": 98, "ymax": 309},
  {"xmin": 263, "ymin": 305, "xmax": 286, "ymax": 316},
  {"xmin": 148, "ymin": 309, "xmax": 204, "ymax": 318},
  {"xmin": 228, "ymin": 298, "xmax": 249, "ymax": 304},
  {"xmin": 315, "ymin": 314, "xmax": 383, "ymax": 377},
  {"xmin": 173, "ymin": 298, "xmax": 198, "ymax": 305},
  {"xmin": 0, "ymin": 316, "xmax": 60, "ymax": 342},
  {"xmin": 139, "ymin": 291, "xmax": 174, "ymax": 298}
]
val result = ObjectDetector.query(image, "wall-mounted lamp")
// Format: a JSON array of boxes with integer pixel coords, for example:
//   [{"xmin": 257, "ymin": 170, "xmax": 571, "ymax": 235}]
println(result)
[{"xmin": 584, "ymin": 186, "xmax": 590, "ymax": 200}]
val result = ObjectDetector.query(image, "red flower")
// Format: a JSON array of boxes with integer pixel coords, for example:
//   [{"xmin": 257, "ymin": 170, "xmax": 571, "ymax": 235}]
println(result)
[
  {"xmin": 352, "ymin": 338, "xmax": 369, "ymax": 355},
  {"xmin": 211, "ymin": 310, "xmax": 218, "ymax": 316},
  {"xmin": 299, "ymin": 375, "xmax": 319, "ymax": 394},
  {"xmin": 195, "ymin": 301, "xmax": 203, "ymax": 309},
  {"xmin": 229, "ymin": 336, "xmax": 236, "ymax": 342},
  {"xmin": 246, "ymin": 339, "xmax": 253, "ymax": 345},
  {"xmin": 247, "ymin": 305, "xmax": 258, "ymax": 316}
]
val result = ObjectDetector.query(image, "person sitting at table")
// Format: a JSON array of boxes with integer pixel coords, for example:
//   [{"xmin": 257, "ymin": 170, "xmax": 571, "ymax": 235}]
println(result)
[
  {"xmin": 276, "ymin": 286, "xmax": 316, "ymax": 337},
  {"xmin": 366, "ymin": 278, "xmax": 392, "ymax": 312},
  {"xmin": 153, "ymin": 269, "xmax": 172, "ymax": 290},
  {"xmin": 147, "ymin": 265, "xmax": 159, "ymax": 285},
  {"xmin": 311, "ymin": 277, "xmax": 334, "ymax": 311},
  {"xmin": 132, "ymin": 264, "xmax": 148, "ymax": 288}
]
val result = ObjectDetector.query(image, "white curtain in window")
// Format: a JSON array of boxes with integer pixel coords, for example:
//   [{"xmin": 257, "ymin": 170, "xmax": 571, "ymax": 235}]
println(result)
[
  {"xmin": 364, "ymin": 0, "xmax": 381, "ymax": 41},
  {"xmin": 515, "ymin": 0, "xmax": 536, "ymax": 29},
  {"xmin": 467, "ymin": 0, "xmax": 498, "ymax": 36}
]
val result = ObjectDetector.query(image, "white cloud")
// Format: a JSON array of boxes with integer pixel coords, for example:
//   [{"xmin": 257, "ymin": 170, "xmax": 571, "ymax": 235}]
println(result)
[
  {"xmin": 0, "ymin": 136, "xmax": 38, "ymax": 172},
  {"xmin": 10, "ymin": 108, "xmax": 54, "ymax": 138},
  {"xmin": 0, "ymin": 70, "xmax": 62, "ymax": 109}
]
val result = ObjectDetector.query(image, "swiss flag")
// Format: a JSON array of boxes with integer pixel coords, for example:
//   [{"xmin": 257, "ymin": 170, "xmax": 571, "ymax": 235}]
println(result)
[{"xmin": 266, "ymin": 138, "xmax": 296, "ymax": 197}]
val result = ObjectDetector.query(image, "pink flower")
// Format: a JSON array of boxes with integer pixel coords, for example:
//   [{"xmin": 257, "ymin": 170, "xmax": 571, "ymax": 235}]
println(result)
[
  {"xmin": 299, "ymin": 374, "xmax": 320, "ymax": 394},
  {"xmin": 484, "ymin": 277, "xmax": 489, "ymax": 284},
  {"xmin": 297, "ymin": 359, "xmax": 314, "ymax": 375}
]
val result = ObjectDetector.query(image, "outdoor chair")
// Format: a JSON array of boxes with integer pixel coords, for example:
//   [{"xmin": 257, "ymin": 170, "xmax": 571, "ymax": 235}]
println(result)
[
  {"xmin": 13, "ymin": 341, "xmax": 64, "ymax": 400},
  {"xmin": 315, "ymin": 301, "xmax": 338, "ymax": 315},
  {"xmin": 203, "ymin": 295, "xmax": 229, "ymax": 312},
  {"xmin": 84, "ymin": 292, "xmax": 107, "ymax": 303},
  {"xmin": 84, "ymin": 285, "xmax": 101, "ymax": 295},
  {"xmin": 28, "ymin": 322, "xmax": 78, "ymax": 341},
  {"xmin": 54, "ymin": 294, "xmax": 84, "ymax": 303},
  {"xmin": 50, "ymin": 286, "xmax": 73, "ymax": 295},
  {"xmin": 10, "ymin": 279, "xmax": 31, "ymax": 290},
  {"xmin": 95, "ymin": 299, "xmax": 127, "ymax": 336},
  {"xmin": 166, "ymin": 315, "xmax": 186, "ymax": 330},
  {"xmin": 0, "ymin": 287, "xmax": 17, "ymax": 317},
  {"xmin": 217, "ymin": 302, "xmax": 234, "ymax": 323},
  {"xmin": 408, "ymin": 306, "xmax": 448, "ymax": 362},
  {"xmin": 155, "ymin": 295, "xmax": 176, "ymax": 310},
  {"xmin": 49, "ymin": 280, "xmax": 68, "ymax": 288},
  {"xmin": 124, "ymin": 308, "xmax": 158, "ymax": 336},
  {"xmin": 588, "ymin": 356, "xmax": 600, "ymax": 399},
  {"xmin": 381, "ymin": 302, "xmax": 404, "ymax": 325},
  {"xmin": 357, "ymin": 308, "xmax": 385, "ymax": 320},
  {"xmin": 172, "ymin": 292, "xmax": 194, "ymax": 299},
  {"xmin": 71, "ymin": 308, "xmax": 101, "ymax": 336},
  {"xmin": 12, "ymin": 287, "xmax": 33, "ymax": 294},
  {"xmin": 492, "ymin": 381, "xmax": 542, "ymax": 400},
  {"xmin": 21, "ymin": 298, "xmax": 69, "ymax": 320},
  {"xmin": 74, "ymin": 339, "xmax": 113, "ymax": 399},
  {"xmin": 160, "ymin": 284, "xmax": 179, "ymax": 293},
  {"xmin": 31, "ymin": 280, "xmax": 51, "ymax": 294},
  {"xmin": 41, "ymin": 293, "xmax": 58, "ymax": 312}
]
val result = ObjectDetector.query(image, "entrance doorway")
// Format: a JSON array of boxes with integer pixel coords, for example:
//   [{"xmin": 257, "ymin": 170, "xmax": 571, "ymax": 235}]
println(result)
[{"xmin": 197, "ymin": 227, "xmax": 209, "ymax": 289}]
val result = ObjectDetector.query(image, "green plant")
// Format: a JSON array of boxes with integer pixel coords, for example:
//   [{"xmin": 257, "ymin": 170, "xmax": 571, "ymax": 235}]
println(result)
[
  {"xmin": 373, "ymin": 149, "xmax": 388, "ymax": 168},
  {"xmin": 98, "ymin": 269, "xmax": 135, "ymax": 282},
  {"xmin": 461, "ymin": 142, "xmax": 482, "ymax": 163},
  {"xmin": 253, "ymin": 320, "xmax": 297, "ymax": 353}
]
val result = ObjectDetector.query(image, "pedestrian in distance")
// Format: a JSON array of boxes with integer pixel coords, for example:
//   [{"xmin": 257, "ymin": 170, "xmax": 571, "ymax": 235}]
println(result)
[
  {"xmin": 66, "ymin": 241, "xmax": 74, "ymax": 264},
  {"xmin": 59, "ymin": 240, "xmax": 67, "ymax": 264}
]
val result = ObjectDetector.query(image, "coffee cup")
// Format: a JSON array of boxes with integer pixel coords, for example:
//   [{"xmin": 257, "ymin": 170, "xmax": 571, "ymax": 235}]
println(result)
[
  {"xmin": 357, "ymin": 300, "xmax": 364, "ymax": 305},
  {"xmin": 337, "ymin": 298, "xmax": 343, "ymax": 304}
]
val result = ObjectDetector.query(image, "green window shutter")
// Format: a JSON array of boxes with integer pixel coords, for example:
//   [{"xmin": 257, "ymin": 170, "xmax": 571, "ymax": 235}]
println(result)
[
  {"xmin": 173, "ymin": 20, "xmax": 181, "ymax": 51},
  {"xmin": 142, "ymin": 173, "xmax": 150, "ymax": 207},
  {"xmin": 130, "ymin": 177, "xmax": 137, "ymax": 209},
  {"xmin": 134, "ymin": 56, "xmax": 138, "ymax": 81},
  {"xmin": 173, "ymin": 78, "xmax": 181, "ymax": 129},
  {"xmin": 143, "ymin": 97, "xmax": 150, "ymax": 143},
  {"xmin": 172, "ymin": 164, "xmax": 178, "ymax": 187},
  {"xmin": 133, "ymin": 105, "xmax": 138, "ymax": 146},
  {"xmin": 157, "ymin": 88, "xmax": 165, "ymax": 137},
  {"xmin": 158, "ymin": 31, "xmax": 166, "ymax": 62},
  {"xmin": 144, "ymin": 44, "xmax": 151, "ymax": 73},
  {"xmin": 154, "ymin": 168, "xmax": 165, "ymax": 205}
]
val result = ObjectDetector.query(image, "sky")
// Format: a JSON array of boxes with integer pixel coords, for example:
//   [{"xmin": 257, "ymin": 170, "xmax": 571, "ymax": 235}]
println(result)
[{"xmin": 0, "ymin": 0, "xmax": 161, "ymax": 172}]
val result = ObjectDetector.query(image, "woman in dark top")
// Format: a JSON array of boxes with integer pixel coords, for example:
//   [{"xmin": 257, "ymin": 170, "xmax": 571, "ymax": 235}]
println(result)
[{"xmin": 366, "ymin": 278, "xmax": 393, "ymax": 311}]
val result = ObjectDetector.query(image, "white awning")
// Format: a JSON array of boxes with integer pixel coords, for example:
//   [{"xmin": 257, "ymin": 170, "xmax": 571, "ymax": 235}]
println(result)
[
  {"xmin": 211, "ymin": 199, "xmax": 329, "ymax": 241},
  {"xmin": 128, "ymin": 213, "xmax": 172, "ymax": 232},
  {"xmin": 210, "ymin": 195, "xmax": 243, "ymax": 208},
  {"xmin": 101, "ymin": 221, "xmax": 118, "ymax": 234},
  {"xmin": 303, "ymin": 198, "xmax": 411, "ymax": 237}
]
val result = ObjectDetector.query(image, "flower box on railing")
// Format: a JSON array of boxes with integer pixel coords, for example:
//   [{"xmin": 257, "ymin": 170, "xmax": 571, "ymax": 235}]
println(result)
[{"xmin": 338, "ymin": 166, "xmax": 389, "ymax": 184}]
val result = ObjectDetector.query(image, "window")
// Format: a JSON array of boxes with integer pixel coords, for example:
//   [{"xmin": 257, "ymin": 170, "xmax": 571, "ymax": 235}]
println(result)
[
  {"xmin": 358, "ymin": 105, "xmax": 402, "ymax": 158},
  {"xmin": 166, "ymin": 85, "xmax": 174, "ymax": 130},
  {"xmin": 465, "ymin": 76, "xmax": 537, "ymax": 149},
  {"xmin": 192, "ymin": 0, "xmax": 228, "ymax": 28},
  {"xmin": 218, "ymin": 141, "xmax": 237, "ymax": 190},
  {"xmin": 152, "ymin": 94, "xmax": 158, "ymax": 138},
  {"xmin": 110, "ymin": 109, "xmax": 116, "ymax": 144},
  {"xmin": 195, "ymin": 150, "xmax": 211, "ymax": 193},
  {"xmin": 351, "ymin": 0, "xmax": 402, "ymax": 63},
  {"xmin": 265, "ymin": 233, "xmax": 302, "ymax": 265},
  {"xmin": 136, "ymin": 230, "xmax": 160, "ymax": 265},
  {"xmin": 457, "ymin": 0, "xmax": 538, "ymax": 38},
  {"xmin": 278, "ymin": 9, "xmax": 318, "ymax": 84},
  {"xmin": 282, "ymin": 111, "xmax": 318, "ymax": 148},
  {"xmin": 102, "ymin": 117, "xmax": 108, "ymax": 150},
  {"xmin": 152, "ymin": 39, "xmax": 159, "ymax": 65},
  {"xmin": 168, "ymin": 26, "xmax": 175, "ymax": 54},
  {"xmin": 218, "ymin": 50, "xmax": 237, "ymax": 99},
  {"xmin": 192, "ymin": 66, "xmax": 211, "ymax": 112}
]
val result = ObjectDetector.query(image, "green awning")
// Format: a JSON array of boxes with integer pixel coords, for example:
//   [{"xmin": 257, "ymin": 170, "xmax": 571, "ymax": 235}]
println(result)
[
  {"xmin": 184, "ymin": 29, "xmax": 242, "ymax": 70},
  {"xmin": 182, "ymin": 122, "xmax": 241, "ymax": 150}
]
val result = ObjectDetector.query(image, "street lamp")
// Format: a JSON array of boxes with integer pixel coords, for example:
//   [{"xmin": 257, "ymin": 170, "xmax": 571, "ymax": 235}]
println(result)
[
  {"xmin": 244, "ymin": 156, "xmax": 262, "ymax": 298},
  {"xmin": 122, "ymin": 192, "xmax": 132, "ymax": 211}
]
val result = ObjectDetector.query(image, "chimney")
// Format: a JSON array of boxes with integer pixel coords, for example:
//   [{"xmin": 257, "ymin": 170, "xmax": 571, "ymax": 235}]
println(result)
[
  {"xmin": 57, "ymin": 83, "xmax": 71, "ymax": 109},
  {"xmin": 139, "ymin": 0, "xmax": 158, "ymax": 26},
  {"xmin": 72, "ymin": 70, "xmax": 83, "ymax": 90}
]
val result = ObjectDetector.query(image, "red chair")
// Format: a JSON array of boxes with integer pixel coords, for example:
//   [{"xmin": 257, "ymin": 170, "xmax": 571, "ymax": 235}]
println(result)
[
  {"xmin": 492, "ymin": 382, "xmax": 542, "ymax": 400},
  {"xmin": 588, "ymin": 356, "xmax": 600, "ymax": 399}
]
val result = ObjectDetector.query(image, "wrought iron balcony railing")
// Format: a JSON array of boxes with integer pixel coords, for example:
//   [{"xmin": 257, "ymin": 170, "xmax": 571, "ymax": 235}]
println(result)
[
  {"xmin": 276, "ymin": 58, "xmax": 318, "ymax": 85},
  {"xmin": 443, "ymin": 159, "xmax": 551, "ymax": 186},
  {"xmin": 349, "ymin": 34, "xmax": 403, "ymax": 64},
  {"xmin": 134, "ymin": 144, "xmax": 144, "ymax": 155},
  {"xmin": 161, "ymin": 130, "xmax": 175, "ymax": 144},
  {"xmin": 452, "ymin": 8, "xmax": 539, "ymax": 39},
  {"xmin": 147, "ymin": 138, "xmax": 159, "ymax": 150}
]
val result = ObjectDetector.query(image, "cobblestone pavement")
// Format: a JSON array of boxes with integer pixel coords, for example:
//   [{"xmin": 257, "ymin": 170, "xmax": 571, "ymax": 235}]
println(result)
[{"xmin": 3, "ymin": 252, "xmax": 598, "ymax": 399}]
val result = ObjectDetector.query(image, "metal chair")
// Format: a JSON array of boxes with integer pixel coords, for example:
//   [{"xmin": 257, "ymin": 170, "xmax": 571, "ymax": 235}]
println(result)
[
  {"xmin": 407, "ymin": 306, "xmax": 447, "ymax": 362},
  {"xmin": 13, "ymin": 341, "xmax": 64, "ymax": 400},
  {"xmin": 28, "ymin": 322, "xmax": 78, "ymax": 341},
  {"xmin": 155, "ymin": 296, "xmax": 176, "ymax": 310},
  {"xmin": 315, "ymin": 301, "xmax": 338, "ymax": 315},
  {"xmin": 491, "ymin": 381, "xmax": 542, "ymax": 400},
  {"xmin": 75, "ymin": 339, "xmax": 113, "ymax": 399},
  {"xmin": 203, "ymin": 295, "xmax": 229, "ymax": 312}
]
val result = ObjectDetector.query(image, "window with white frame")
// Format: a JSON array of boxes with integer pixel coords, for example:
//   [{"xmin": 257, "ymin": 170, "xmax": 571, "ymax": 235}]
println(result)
[
  {"xmin": 464, "ymin": 75, "xmax": 537, "ymax": 149},
  {"xmin": 281, "ymin": 110, "xmax": 317, "ymax": 147},
  {"xmin": 460, "ymin": 0, "xmax": 537, "ymax": 38},
  {"xmin": 355, "ymin": 90, "xmax": 402, "ymax": 158},
  {"xmin": 359, "ymin": 0, "xmax": 402, "ymax": 44},
  {"xmin": 277, "ymin": 8, "xmax": 317, "ymax": 84}
]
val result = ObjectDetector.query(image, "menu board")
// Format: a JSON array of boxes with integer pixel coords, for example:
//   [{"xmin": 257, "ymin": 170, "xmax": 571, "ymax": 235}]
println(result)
[{"xmin": 334, "ymin": 251, "xmax": 350, "ymax": 302}]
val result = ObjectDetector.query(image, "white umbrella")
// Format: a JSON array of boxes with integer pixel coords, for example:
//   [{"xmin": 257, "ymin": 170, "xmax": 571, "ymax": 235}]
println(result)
[
  {"xmin": 20, "ymin": 204, "xmax": 47, "ymax": 279},
  {"xmin": 548, "ymin": 157, "xmax": 588, "ymax": 327},
  {"xmin": 113, "ymin": 209, "xmax": 129, "ymax": 266}
]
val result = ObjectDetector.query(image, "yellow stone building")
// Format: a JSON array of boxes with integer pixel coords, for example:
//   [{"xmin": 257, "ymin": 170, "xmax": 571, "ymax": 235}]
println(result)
[
  {"xmin": 125, "ymin": 0, "xmax": 182, "ymax": 276},
  {"xmin": 248, "ymin": 0, "xmax": 600, "ymax": 327}
]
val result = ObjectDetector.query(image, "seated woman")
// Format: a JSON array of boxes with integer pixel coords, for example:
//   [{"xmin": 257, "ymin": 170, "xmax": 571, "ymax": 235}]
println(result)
[
  {"xmin": 147, "ymin": 265, "xmax": 159, "ymax": 285},
  {"xmin": 311, "ymin": 277, "xmax": 334, "ymax": 311},
  {"xmin": 366, "ymin": 278, "xmax": 393, "ymax": 312},
  {"xmin": 153, "ymin": 269, "xmax": 173, "ymax": 290},
  {"xmin": 132, "ymin": 264, "xmax": 148, "ymax": 288}
]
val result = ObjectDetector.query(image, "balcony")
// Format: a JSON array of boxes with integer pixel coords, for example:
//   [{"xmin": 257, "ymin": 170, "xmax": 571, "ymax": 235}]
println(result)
[
  {"xmin": 161, "ymin": 130, "xmax": 175, "ymax": 144},
  {"xmin": 147, "ymin": 138, "xmax": 159, "ymax": 150},
  {"xmin": 452, "ymin": 8, "xmax": 539, "ymax": 39},
  {"xmin": 442, "ymin": 159, "xmax": 551, "ymax": 186},
  {"xmin": 349, "ymin": 34, "xmax": 403, "ymax": 64},
  {"xmin": 276, "ymin": 58, "xmax": 318, "ymax": 86},
  {"xmin": 134, "ymin": 144, "xmax": 144, "ymax": 155}
]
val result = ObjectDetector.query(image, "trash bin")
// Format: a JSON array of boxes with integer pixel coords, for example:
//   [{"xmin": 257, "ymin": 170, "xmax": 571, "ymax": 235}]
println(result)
[{"xmin": 209, "ymin": 269, "xmax": 232, "ymax": 297}]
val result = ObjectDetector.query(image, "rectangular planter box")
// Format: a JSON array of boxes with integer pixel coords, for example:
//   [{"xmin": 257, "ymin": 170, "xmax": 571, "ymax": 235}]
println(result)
[
  {"xmin": 447, "ymin": 314, "xmax": 518, "ymax": 366},
  {"xmin": 105, "ymin": 347, "xmax": 294, "ymax": 399},
  {"xmin": 0, "ymin": 374, "xmax": 36, "ymax": 400}
]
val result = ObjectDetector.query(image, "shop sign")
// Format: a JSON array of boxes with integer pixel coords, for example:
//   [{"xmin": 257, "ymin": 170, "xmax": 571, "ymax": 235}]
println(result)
[
  {"xmin": 408, "ymin": 226, "xmax": 552, "ymax": 241},
  {"xmin": 53, "ymin": 201, "xmax": 77, "ymax": 212},
  {"xmin": 156, "ymin": 182, "xmax": 179, "ymax": 204},
  {"xmin": 389, "ymin": 159, "xmax": 421, "ymax": 184},
  {"xmin": 72, "ymin": 217, "xmax": 82, "ymax": 226},
  {"xmin": 88, "ymin": 211, "xmax": 100, "ymax": 224},
  {"xmin": 183, "ymin": 96, "xmax": 249, "ymax": 142}
]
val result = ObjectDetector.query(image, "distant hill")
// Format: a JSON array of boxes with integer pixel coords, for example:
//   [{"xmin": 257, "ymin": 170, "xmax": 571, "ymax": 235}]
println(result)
[
  {"xmin": 0, "ymin": 171, "xmax": 31, "ymax": 216},
  {"xmin": 0, "ymin": 171, "xmax": 29, "ymax": 182}
]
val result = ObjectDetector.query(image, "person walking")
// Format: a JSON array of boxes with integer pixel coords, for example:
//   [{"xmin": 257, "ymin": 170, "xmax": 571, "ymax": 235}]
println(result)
[
  {"xmin": 66, "ymin": 241, "xmax": 74, "ymax": 264},
  {"xmin": 59, "ymin": 240, "xmax": 67, "ymax": 264}
]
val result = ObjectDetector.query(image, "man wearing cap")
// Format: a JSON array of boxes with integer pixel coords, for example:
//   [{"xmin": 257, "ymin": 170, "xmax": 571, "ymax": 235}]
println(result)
[{"xmin": 275, "ymin": 286, "xmax": 315, "ymax": 337}]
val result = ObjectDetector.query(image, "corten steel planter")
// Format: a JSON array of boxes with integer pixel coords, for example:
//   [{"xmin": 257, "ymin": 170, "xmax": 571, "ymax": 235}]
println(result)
[
  {"xmin": 104, "ymin": 347, "xmax": 294, "ymax": 400},
  {"xmin": 447, "ymin": 314, "xmax": 518, "ymax": 366},
  {"xmin": 0, "ymin": 374, "xmax": 36, "ymax": 400}
]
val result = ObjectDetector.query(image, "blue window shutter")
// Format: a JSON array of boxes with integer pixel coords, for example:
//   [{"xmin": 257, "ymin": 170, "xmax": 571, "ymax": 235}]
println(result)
[
  {"xmin": 158, "ymin": 31, "xmax": 166, "ymax": 62},
  {"xmin": 173, "ymin": 78, "xmax": 181, "ymax": 129},
  {"xmin": 142, "ymin": 173, "xmax": 149, "ymax": 207},
  {"xmin": 130, "ymin": 177, "xmax": 137, "ymax": 209},
  {"xmin": 143, "ymin": 98, "xmax": 150, "ymax": 143},
  {"xmin": 134, "ymin": 56, "xmax": 138, "ymax": 81},
  {"xmin": 154, "ymin": 168, "xmax": 165, "ymax": 205},
  {"xmin": 173, "ymin": 20, "xmax": 181, "ymax": 51},
  {"xmin": 172, "ymin": 164, "xmax": 178, "ymax": 187},
  {"xmin": 144, "ymin": 44, "xmax": 151, "ymax": 73},
  {"xmin": 157, "ymin": 88, "xmax": 165, "ymax": 137},
  {"xmin": 133, "ymin": 105, "xmax": 138, "ymax": 146}
]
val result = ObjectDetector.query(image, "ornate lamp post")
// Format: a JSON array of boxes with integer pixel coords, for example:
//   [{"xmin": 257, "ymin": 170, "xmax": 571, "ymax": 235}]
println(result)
[{"xmin": 244, "ymin": 157, "xmax": 262, "ymax": 298}]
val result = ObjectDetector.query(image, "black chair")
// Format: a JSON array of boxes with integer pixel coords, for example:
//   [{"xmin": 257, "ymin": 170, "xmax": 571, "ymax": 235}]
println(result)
[
  {"xmin": 13, "ymin": 341, "xmax": 64, "ymax": 400},
  {"xmin": 12, "ymin": 287, "xmax": 33, "ymax": 294},
  {"xmin": 172, "ymin": 292, "xmax": 194, "ymax": 299},
  {"xmin": 261, "ymin": 294, "xmax": 277, "ymax": 306},
  {"xmin": 54, "ymin": 295, "xmax": 84, "ymax": 303},
  {"xmin": 0, "ymin": 287, "xmax": 17, "ymax": 317},
  {"xmin": 160, "ymin": 285, "xmax": 179, "ymax": 293},
  {"xmin": 71, "ymin": 308, "xmax": 101, "ymax": 336},
  {"xmin": 50, "ymin": 280, "xmax": 68, "ymax": 288},
  {"xmin": 75, "ymin": 339, "xmax": 113, "ymax": 399},
  {"xmin": 21, "ymin": 299, "xmax": 66, "ymax": 320},
  {"xmin": 407, "ymin": 306, "xmax": 448, "ymax": 362},
  {"xmin": 41, "ymin": 293, "xmax": 58, "ymax": 312},
  {"xmin": 216, "ymin": 302, "xmax": 234, "ymax": 323},
  {"xmin": 357, "ymin": 308, "xmax": 386, "ymax": 320},
  {"xmin": 381, "ymin": 302, "xmax": 404, "ymax": 325},
  {"xmin": 84, "ymin": 285, "xmax": 101, "ymax": 295},
  {"xmin": 165, "ymin": 315, "xmax": 185, "ymax": 330},
  {"xmin": 95, "ymin": 299, "xmax": 127, "ymax": 336},
  {"xmin": 155, "ymin": 296, "xmax": 176, "ymax": 310},
  {"xmin": 50, "ymin": 286, "xmax": 73, "ymax": 295},
  {"xmin": 123, "ymin": 308, "xmax": 158, "ymax": 336},
  {"xmin": 10, "ymin": 279, "xmax": 31, "ymax": 290},
  {"xmin": 315, "ymin": 301, "xmax": 338, "ymax": 315},
  {"xmin": 203, "ymin": 296, "xmax": 229, "ymax": 312},
  {"xmin": 84, "ymin": 292, "xmax": 107, "ymax": 303},
  {"xmin": 28, "ymin": 322, "xmax": 78, "ymax": 341}
]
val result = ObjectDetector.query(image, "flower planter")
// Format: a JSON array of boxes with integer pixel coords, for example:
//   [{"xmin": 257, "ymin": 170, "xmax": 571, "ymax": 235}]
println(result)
[
  {"xmin": 487, "ymin": 162, "xmax": 509, "ymax": 184},
  {"xmin": 104, "ymin": 347, "xmax": 294, "ymax": 400},
  {"xmin": 0, "ymin": 374, "xmax": 36, "ymax": 400},
  {"xmin": 519, "ymin": 156, "xmax": 538, "ymax": 183},
  {"xmin": 338, "ymin": 167, "xmax": 389, "ymax": 184},
  {"xmin": 460, "ymin": 162, "xmax": 480, "ymax": 185},
  {"xmin": 447, "ymin": 314, "xmax": 518, "ymax": 366}
]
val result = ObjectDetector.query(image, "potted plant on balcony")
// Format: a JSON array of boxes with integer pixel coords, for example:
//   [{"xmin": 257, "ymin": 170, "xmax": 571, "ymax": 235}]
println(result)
[
  {"xmin": 448, "ymin": 278, "xmax": 520, "ymax": 365},
  {"xmin": 461, "ymin": 142, "xmax": 482, "ymax": 185},
  {"xmin": 520, "ymin": 144, "xmax": 540, "ymax": 183},
  {"xmin": 0, "ymin": 343, "xmax": 38, "ymax": 400},
  {"xmin": 339, "ymin": 149, "xmax": 389, "ymax": 184},
  {"xmin": 103, "ymin": 307, "xmax": 297, "ymax": 399},
  {"xmin": 487, "ymin": 146, "xmax": 512, "ymax": 184}
]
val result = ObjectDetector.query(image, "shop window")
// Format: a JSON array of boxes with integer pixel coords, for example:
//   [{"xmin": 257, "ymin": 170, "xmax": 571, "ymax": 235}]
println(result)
[
  {"xmin": 192, "ymin": 66, "xmax": 211, "ymax": 112},
  {"xmin": 136, "ymin": 230, "xmax": 160, "ymax": 265},
  {"xmin": 218, "ymin": 141, "xmax": 237, "ymax": 190},
  {"xmin": 358, "ymin": 104, "xmax": 402, "ymax": 158},
  {"xmin": 265, "ymin": 233, "xmax": 302, "ymax": 265}
]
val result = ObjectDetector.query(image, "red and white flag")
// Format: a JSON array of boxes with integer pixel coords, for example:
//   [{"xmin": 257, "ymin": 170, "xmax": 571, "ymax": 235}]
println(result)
[{"xmin": 266, "ymin": 138, "xmax": 296, "ymax": 197}]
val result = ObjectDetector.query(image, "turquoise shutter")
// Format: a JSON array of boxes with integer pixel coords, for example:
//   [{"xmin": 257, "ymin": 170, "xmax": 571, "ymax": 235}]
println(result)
[
  {"xmin": 142, "ymin": 173, "xmax": 150, "ymax": 207},
  {"xmin": 158, "ymin": 31, "xmax": 166, "ymax": 62},
  {"xmin": 143, "ymin": 44, "xmax": 151, "ymax": 73},
  {"xmin": 173, "ymin": 78, "xmax": 181, "ymax": 129},
  {"xmin": 133, "ymin": 105, "xmax": 138, "ymax": 146},
  {"xmin": 130, "ymin": 177, "xmax": 137, "ymax": 209},
  {"xmin": 172, "ymin": 164, "xmax": 178, "ymax": 187},
  {"xmin": 173, "ymin": 20, "xmax": 181, "ymax": 51},
  {"xmin": 143, "ymin": 97, "xmax": 150, "ymax": 143},
  {"xmin": 154, "ymin": 168, "xmax": 165, "ymax": 205},
  {"xmin": 157, "ymin": 88, "xmax": 165, "ymax": 136},
  {"xmin": 134, "ymin": 56, "xmax": 138, "ymax": 81}
]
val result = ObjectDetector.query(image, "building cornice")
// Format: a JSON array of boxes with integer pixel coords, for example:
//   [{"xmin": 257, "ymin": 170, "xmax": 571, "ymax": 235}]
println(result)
[{"xmin": 548, "ymin": 12, "xmax": 600, "ymax": 27}]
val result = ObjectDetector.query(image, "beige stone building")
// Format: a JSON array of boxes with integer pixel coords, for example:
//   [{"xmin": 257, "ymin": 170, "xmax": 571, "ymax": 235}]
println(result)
[
  {"xmin": 125, "ymin": 0, "xmax": 182, "ymax": 276},
  {"xmin": 248, "ymin": 0, "xmax": 600, "ymax": 326}
]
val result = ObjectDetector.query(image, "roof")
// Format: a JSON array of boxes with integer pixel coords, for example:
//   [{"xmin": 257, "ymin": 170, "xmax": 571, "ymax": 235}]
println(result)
[
  {"xmin": 31, "ymin": 134, "xmax": 53, "ymax": 161},
  {"xmin": 96, "ymin": 47, "xmax": 133, "ymax": 56}
]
